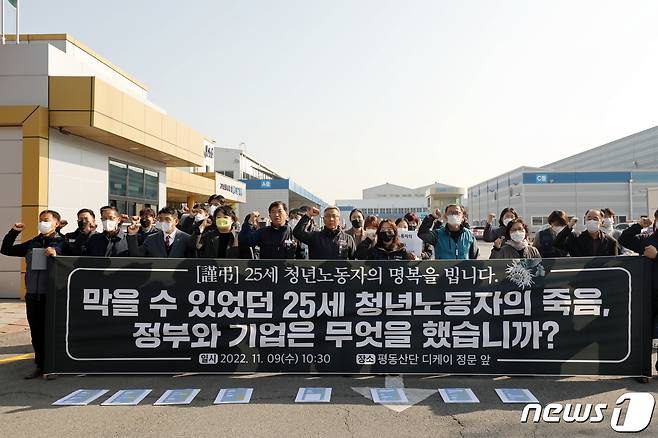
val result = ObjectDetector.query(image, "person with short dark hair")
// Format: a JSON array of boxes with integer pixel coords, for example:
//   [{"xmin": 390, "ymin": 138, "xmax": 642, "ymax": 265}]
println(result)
[
  {"xmin": 62, "ymin": 208, "xmax": 98, "ymax": 255},
  {"xmin": 1, "ymin": 210, "xmax": 64, "ymax": 379},
  {"xmin": 135, "ymin": 207, "xmax": 158, "ymax": 245},
  {"xmin": 490, "ymin": 218, "xmax": 540, "ymax": 259},
  {"xmin": 532, "ymin": 210, "xmax": 570, "ymax": 258},
  {"xmin": 80, "ymin": 206, "xmax": 129, "ymax": 257},
  {"xmin": 403, "ymin": 212, "xmax": 420, "ymax": 231},
  {"xmin": 293, "ymin": 206, "xmax": 356, "ymax": 259},
  {"xmin": 483, "ymin": 208, "xmax": 519, "ymax": 242},
  {"xmin": 239, "ymin": 201, "xmax": 302, "ymax": 259},
  {"xmin": 418, "ymin": 204, "xmax": 479, "ymax": 260},
  {"xmin": 127, "ymin": 207, "xmax": 195, "ymax": 257},
  {"xmin": 179, "ymin": 203, "xmax": 208, "ymax": 235},
  {"xmin": 207, "ymin": 194, "xmax": 226, "ymax": 218},
  {"xmin": 554, "ymin": 208, "xmax": 618, "ymax": 256},
  {"xmin": 600, "ymin": 207, "xmax": 622, "ymax": 240}
]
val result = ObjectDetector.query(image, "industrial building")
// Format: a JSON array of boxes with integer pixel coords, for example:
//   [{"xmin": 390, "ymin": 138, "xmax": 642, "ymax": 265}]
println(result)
[
  {"xmin": 214, "ymin": 147, "xmax": 328, "ymax": 219},
  {"xmin": 0, "ymin": 34, "xmax": 246, "ymax": 297},
  {"xmin": 336, "ymin": 182, "xmax": 465, "ymax": 225},
  {"xmin": 468, "ymin": 126, "xmax": 658, "ymax": 231}
]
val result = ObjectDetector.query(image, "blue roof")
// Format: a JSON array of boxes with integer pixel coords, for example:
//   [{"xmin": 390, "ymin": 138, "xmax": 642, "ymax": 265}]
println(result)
[
  {"xmin": 523, "ymin": 171, "xmax": 634, "ymax": 184},
  {"xmin": 240, "ymin": 178, "xmax": 328, "ymax": 208}
]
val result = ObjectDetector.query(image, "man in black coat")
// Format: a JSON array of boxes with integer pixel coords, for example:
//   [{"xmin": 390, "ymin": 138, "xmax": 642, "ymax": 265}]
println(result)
[
  {"xmin": 1, "ymin": 210, "xmax": 64, "ymax": 379},
  {"xmin": 127, "ymin": 207, "xmax": 196, "ymax": 258},
  {"xmin": 62, "ymin": 208, "xmax": 98, "ymax": 255},
  {"xmin": 554, "ymin": 209, "xmax": 619, "ymax": 256},
  {"xmin": 79, "ymin": 206, "xmax": 129, "ymax": 257},
  {"xmin": 239, "ymin": 201, "xmax": 302, "ymax": 259},
  {"xmin": 293, "ymin": 206, "xmax": 355, "ymax": 260}
]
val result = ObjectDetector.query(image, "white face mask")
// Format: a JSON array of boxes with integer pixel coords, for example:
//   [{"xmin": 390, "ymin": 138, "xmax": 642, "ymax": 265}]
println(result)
[
  {"xmin": 208, "ymin": 205, "xmax": 218, "ymax": 217},
  {"xmin": 502, "ymin": 217, "xmax": 513, "ymax": 227},
  {"xmin": 586, "ymin": 220, "xmax": 600, "ymax": 233},
  {"xmin": 102, "ymin": 219, "xmax": 117, "ymax": 232},
  {"xmin": 38, "ymin": 221, "xmax": 52, "ymax": 234},
  {"xmin": 289, "ymin": 218, "xmax": 299, "ymax": 229},
  {"xmin": 603, "ymin": 218, "xmax": 614, "ymax": 227},
  {"xmin": 510, "ymin": 230, "xmax": 526, "ymax": 242},
  {"xmin": 447, "ymin": 214, "xmax": 462, "ymax": 225},
  {"xmin": 159, "ymin": 222, "xmax": 173, "ymax": 234},
  {"xmin": 551, "ymin": 225, "xmax": 565, "ymax": 234},
  {"xmin": 364, "ymin": 229, "xmax": 377, "ymax": 239},
  {"xmin": 194, "ymin": 214, "xmax": 206, "ymax": 222}
]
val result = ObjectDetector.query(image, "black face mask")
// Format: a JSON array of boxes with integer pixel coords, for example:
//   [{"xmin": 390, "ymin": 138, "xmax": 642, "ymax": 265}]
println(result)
[
  {"xmin": 351, "ymin": 219, "xmax": 363, "ymax": 229},
  {"xmin": 77, "ymin": 220, "xmax": 85, "ymax": 230},
  {"xmin": 378, "ymin": 230, "xmax": 395, "ymax": 242},
  {"xmin": 140, "ymin": 218, "xmax": 152, "ymax": 229}
]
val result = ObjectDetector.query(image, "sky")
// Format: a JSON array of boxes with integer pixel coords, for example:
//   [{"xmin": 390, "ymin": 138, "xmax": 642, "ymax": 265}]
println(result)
[{"xmin": 6, "ymin": 1, "xmax": 658, "ymax": 203}]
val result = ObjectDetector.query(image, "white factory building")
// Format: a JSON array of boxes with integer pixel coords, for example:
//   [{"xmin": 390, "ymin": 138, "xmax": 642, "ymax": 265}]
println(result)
[{"xmin": 468, "ymin": 126, "xmax": 658, "ymax": 232}]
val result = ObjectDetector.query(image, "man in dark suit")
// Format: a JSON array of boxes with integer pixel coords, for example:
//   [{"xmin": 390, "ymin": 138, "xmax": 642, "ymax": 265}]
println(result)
[
  {"xmin": 127, "ymin": 206, "xmax": 196, "ymax": 258},
  {"xmin": 80, "ymin": 206, "xmax": 129, "ymax": 257}
]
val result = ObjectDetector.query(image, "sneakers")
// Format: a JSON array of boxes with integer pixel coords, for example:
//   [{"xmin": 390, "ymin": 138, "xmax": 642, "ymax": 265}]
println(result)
[{"xmin": 23, "ymin": 367, "xmax": 43, "ymax": 380}]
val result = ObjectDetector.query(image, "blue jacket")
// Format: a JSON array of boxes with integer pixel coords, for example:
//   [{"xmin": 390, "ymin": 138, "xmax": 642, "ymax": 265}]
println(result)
[{"xmin": 417, "ymin": 215, "xmax": 479, "ymax": 260}]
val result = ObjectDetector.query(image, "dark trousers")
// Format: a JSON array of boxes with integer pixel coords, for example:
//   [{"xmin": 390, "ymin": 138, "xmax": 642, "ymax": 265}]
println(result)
[{"xmin": 25, "ymin": 293, "xmax": 46, "ymax": 369}]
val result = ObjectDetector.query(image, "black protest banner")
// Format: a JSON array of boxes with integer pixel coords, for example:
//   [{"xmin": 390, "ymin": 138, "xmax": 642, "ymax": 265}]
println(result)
[{"xmin": 45, "ymin": 256, "xmax": 652, "ymax": 376}]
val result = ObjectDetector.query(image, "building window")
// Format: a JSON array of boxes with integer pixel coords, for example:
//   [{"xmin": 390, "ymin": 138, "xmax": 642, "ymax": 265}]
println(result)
[
  {"xmin": 531, "ymin": 216, "xmax": 549, "ymax": 226},
  {"xmin": 108, "ymin": 159, "xmax": 159, "ymax": 216},
  {"xmin": 221, "ymin": 170, "xmax": 234, "ymax": 178}
]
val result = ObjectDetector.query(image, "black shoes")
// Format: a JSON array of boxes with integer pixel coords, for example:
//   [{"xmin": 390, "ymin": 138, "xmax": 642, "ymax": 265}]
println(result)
[{"xmin": 23, "ymin": 367, "xmax": 43, "ymax": 380}]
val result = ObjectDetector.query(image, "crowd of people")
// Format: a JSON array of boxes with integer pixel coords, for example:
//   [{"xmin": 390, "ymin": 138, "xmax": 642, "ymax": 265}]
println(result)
[{"xmin": 2, "ymin": 193, "xmax": 658, "ymax": 379}]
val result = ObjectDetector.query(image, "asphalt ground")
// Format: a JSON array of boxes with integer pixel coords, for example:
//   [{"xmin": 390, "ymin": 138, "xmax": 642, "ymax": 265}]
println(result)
[
  {"xmin": 3, "ymin": 242, "xmax": 658, "ymax": 437},
  {"xmin": 1, "ymin": 328, "xmax": 658, "ymax": 438}
]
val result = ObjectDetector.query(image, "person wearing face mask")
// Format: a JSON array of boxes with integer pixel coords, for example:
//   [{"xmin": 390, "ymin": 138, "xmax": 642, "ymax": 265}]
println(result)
[
  {"xmin": 81, "ymin": 206, "xmax": 130, "ymax": 257},
  {"xmin": 490, "ymin": 218, "xmax": 540, "ymax": 259},
  {"xmin": 293, "ymin": 206, "xmax": 356, "ymax": 260},
  {"xmin": 206, "ymin": 194, "xmax": 226, "ymax": 219},
  {"xmin": 361, "ymin": 220, "xmax": 414, "ymax": 260},
  {"xmin": 179, "ymin": 204, "xmax": 208, "ymax": 236},
  {"xmin": 239, "ymin": 201, "xmax": 302, "ymax": 259},
  {"xmin": 404, "ymin": 211, "xmax": 439, "ymax": 259},
  {"xmin": 403, "ymin": 212, "xmax": 420, "ymax": 231},
  {"xmin": 126, "ymin": 207, "xmax": 195, "ymax": 257},
  {"xmin": 196, "ymin": 205, "xmax": 241, "ymax": 258},
  {"xmin": 531, "ymin": 210, "xmax": 570, "ymax": 258},
  {"xmin": 600, "ymin": 208, "xmax": 622, "ymax": 240},
  {"xmin": 554, "ymin": 209, "xmax": 619, "ymax": 257},
  {"xmin": 133, "ymin": 208, "xmax": 159, "ymax": 245},
  {"xmin": 418, "ymin": 204, "xmax": 479, "ymax": 260},
  {"xmin": 483, "ymin": 208, "xmax": 519, "ymax": 243},
  {"xmin": 354, "ymin": 216, "xmax": 381, "ymax": 259},
  {"xmin": 1, "ymin": 210, "xmax": 64, "ymax": 379},
  {"xmin": 61, "ymin": 208, "xmax": 97, "ymax": 256},
  {"xmin": 345, "ymin": 209, "xmax": 366, "ymax": 246}
]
